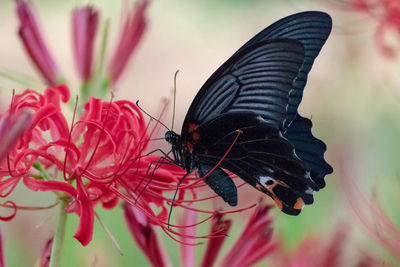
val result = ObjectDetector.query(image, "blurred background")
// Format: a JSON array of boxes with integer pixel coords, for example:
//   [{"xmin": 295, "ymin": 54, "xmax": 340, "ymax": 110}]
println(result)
[{"xmin": 0, "ymin": 0, "xmax": 399, "ymax": 266}]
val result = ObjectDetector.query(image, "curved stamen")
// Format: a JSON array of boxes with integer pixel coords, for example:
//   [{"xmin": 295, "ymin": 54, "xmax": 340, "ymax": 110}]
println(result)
[{"xmin": 63, "ymin": 95, "xmax": 79, "ymax": 181}]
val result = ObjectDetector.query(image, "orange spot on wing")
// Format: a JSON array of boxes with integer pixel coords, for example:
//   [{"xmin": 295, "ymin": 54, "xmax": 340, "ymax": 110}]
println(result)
[
  {"xmin": 272, "ymin": 196, "xmax": 283, "ymax": 210},
  {"xmin": 188, "ymin": 123, "xmax": 198, "ymax": 133},
  {"xmin": 294, "ymin": 197, "xmax": 305, "ymax": 210}
]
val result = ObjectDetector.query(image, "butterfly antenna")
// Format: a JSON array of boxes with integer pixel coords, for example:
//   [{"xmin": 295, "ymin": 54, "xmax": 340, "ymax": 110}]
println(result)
[
  {"xmin": 136, "ymin": 100, "xmax": 170, "ymax": 131},
  {"xmin": 168, "ymin": 172, "xmax": 189, "ymax": 228},
  {"xmin": 171, "ymin": 70, "xmax": 179, "ymax": 131}
]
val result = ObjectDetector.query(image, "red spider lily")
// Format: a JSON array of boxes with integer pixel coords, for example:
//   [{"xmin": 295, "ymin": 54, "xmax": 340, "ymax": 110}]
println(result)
[
  {"xmin": 340, "ymin": 161, "xmax": 400, "ymax": 261},
  {"xmin": 201, "ymin": 212, "xmax": 232, "ymax": 267},
  {"xmin": 176, "ymin": 201, "xmax": 274, "ymax": 267},
  {"xmin": 274, "ymin": 226, "xmax": 348, "ymax": 267},
  {"xmin": 107, "ymin": 0, "xmax": 148, "ymax": 86},
  {"xmin": 220, "ymin": 202, "xmax": 276, "ymax": 267},
  {"xmin": 272, "ymin": 224, "xmax": 383, "ymax": 267},
  {"xmin": 124, "ymin": 200, "xmax": 274, "ymax": 267},
  {"xmin": 16, "ymin": 0, "xmax": 61, "ymax": 86},
  {"xmin": 345, "ymin": 0, "xmax": 400, "ymax": 57},
  {"xmin": 0, "ymin": 85, "xmax": 192, "ymax": 245},
  {"xmin": 72, "ymin": 6, "xmax": 99, "ymax": 82},
  {"xmin": 0, "ymin": 108, "xmax": 33, "ymax": 164},
  {"xmin": 16, "ymin": 0, "xmax": 149, "ymax": 91},
  {"xmin": 123, "ymin": 203, "xmax": 170, "ymax": 267}
]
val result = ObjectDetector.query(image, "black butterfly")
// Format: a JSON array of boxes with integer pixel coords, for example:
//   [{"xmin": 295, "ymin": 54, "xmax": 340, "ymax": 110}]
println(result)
[{"xmin": 164, "ymin": 11, "xmax": 333, "ymax": 215}]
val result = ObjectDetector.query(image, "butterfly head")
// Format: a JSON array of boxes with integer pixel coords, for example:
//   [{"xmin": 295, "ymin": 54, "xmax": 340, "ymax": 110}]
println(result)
[{"xmin": 165, "ymin": 130, "xmax": 182, "ymax": 146}]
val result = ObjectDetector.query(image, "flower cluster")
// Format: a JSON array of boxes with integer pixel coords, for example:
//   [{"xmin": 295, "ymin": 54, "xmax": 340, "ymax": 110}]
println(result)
[
  {"xmin": 0, "ymin": 84, "xmax": 189, "ymax": 246},
  {"xmin": 2, "ymin": 0, "xmax": 199, "ymax": 252},
  {"xmin": 344, "ymin": 0, "xmax": 400, "ymax": 57},
  {"xmin": 124, "ymin": 200, "xmax": 276, "ymax": 267},
  {"xmin": 16, "ymin": 0, "xmax": 148, "ymax": 97},
  {"xmin": 340, "ymin": 161, "xmax": 400, "ymax": 262}
]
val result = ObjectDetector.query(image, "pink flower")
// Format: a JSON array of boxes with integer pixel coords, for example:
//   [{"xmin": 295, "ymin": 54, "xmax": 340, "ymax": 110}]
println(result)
[
  {"xmin": 16, "ymin": 0, "xmax": 61, "ymax": 86},
  {"xmin": 123, "ymin": 201, "xmax": 275, "ymax": 267},
  {"xmin": 345, "ymin": 0, "xmax": 400, "ymax": 57},
  {"xmin": 16, "ymin": 0, "xmax": 150, "ymax": 92},
  {"xmin": 172, "ymin": 201, "xmax": 275, "ymax": 267},
  {"xmin": 272, "ymin": 225, "xmax": 383, "ymax": 267},
  {"xmin": 220, "ymin": 202, "xmax": 276, "ymax": 267},
  {"xmin": 340, "ymin": 161, "xmax": 400, "ymax": 261},
  {"xmin": 72, "ymin": 6, "xmax": 99, "ymax": 82},
  {"xmin": 107, "ymin": 0, "xmax": 149, "ymax": 86},
  {"xmin": 123, "ymin": 203, "xmax": 170, "ymax": 267},
  {"xmin": 277, "ymin": 226, "xmax": 348, "ymax": 267},
  {"xmin": 0, "ymin": 108, "xmax": 33, "ymax": 164},
  {"xmin": 0, "ymin": 86, "xmax": 66, "ymax": 202},
  {"xmin": 201, "ymin": 212, "xmax": 232, "ymax": 267}
]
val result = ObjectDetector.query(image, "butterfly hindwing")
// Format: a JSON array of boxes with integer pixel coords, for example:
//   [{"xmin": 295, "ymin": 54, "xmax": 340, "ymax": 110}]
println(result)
[
  {"xmin": 190, "ymin": 112, "xmax": 318, "ymax": 215},
  {"xmin": 283, "ymin": 114, "xmax": 333, "ymax": 188}
]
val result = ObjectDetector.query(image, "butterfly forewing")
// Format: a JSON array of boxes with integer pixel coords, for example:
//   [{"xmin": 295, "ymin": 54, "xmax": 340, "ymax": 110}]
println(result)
[
  {"xmin": 230, "ymin": 11, "xmax": 333, "ymax": 130},
  {"xmin": 182, "ymin": 39, "xmax": 305, "ymax": 137},
  {"xmin": 182, "ymin": 11, "xmax": 332, "ymax": 134}
]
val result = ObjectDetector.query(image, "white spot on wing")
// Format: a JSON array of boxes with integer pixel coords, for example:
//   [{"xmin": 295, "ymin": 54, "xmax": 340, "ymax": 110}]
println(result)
[
  {"xmin": 305, "ymin": 187, "xmax": 314, "ymax": 195},
  {"xmin": 259, "ymin": 176, "xmax": 274, "ymax": 187}
]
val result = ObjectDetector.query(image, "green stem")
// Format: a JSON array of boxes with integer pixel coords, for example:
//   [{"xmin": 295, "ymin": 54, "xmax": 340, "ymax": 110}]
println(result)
[
  {"xmin": 96, "ymin": 18, "xmax": 110, "ymax": 77},
  {"xmin": 33, "ymin": 162, "xmax": 52, "ymax": 181},
  {"xmin": 49, "ymin": 199, "xmax": 68, "ymax": 267}
]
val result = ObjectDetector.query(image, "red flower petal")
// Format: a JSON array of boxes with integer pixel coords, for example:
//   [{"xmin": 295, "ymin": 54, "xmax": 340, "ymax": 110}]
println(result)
[
  {"xmin": 107, "ymin": 0, "xmax": 149, "ymax": 86},
  {"xmin": 73, "ymin": 177, "xmax": 94, "ymax": 246},
  {"xmin": 72, "ymin": 6, "xmax": 99, "ymax": 81},
  {"xmin": 15, "ymin": 0, "xmax": 60, "ymax": 86},
  {"xmin": 201, "ymin": 212, "xmax": 232, "ymax": 267},
  {"xmin": 0, "ymin": 110, "xmax": 33, "ymax": 163},
  {"xmin": 23, "ymin": 177, "xmax": 77, "ymax": 197},
  {"xmin": 123, "ymin": 203, "xmax": 169, "ymax": 267},
  {"xmin": 221, "ymin": 202, "xmax": 275, "ymax": 267}
]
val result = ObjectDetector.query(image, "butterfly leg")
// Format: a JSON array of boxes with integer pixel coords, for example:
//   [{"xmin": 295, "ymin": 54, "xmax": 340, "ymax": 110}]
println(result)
[
  {"xmin": 133, "ymin": 149, "xmax": 173, "ymax": 193},
  {"xmin": 142, "ymin": 148, "xmax": 174, "ymax": 162},
  {"xmin": 135, "ymin": 155, "xmax": 176, "ymax": 202},
  {"xmin": 167, "ymin": 172, "xmax": 190, "ymax": 228}
]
